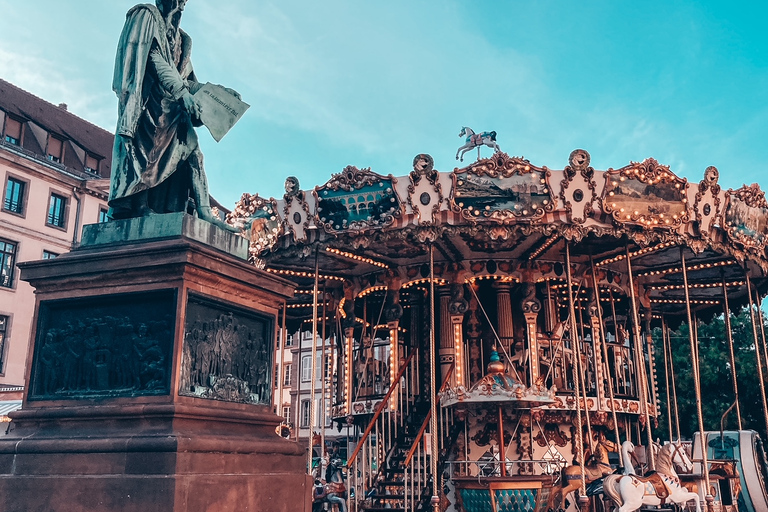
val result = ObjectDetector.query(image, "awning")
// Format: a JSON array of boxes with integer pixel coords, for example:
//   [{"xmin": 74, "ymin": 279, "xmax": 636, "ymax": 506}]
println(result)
[{"xmin": 0, "ymin": 400, "xmax": 22, "ymax": 422}]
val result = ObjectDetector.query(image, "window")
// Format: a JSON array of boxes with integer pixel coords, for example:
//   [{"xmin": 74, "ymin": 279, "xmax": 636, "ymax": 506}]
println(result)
[
  {"xmin": 3, "ymin": 176, "xmax": 26, "ymax": 215},
  {"xmin": 0, "ymin": 239, "xmax": 16, "ymax": 288},
  {"xmin": 47, "ymin": 136, "xmax": 63, "ymax": 163},
  {"xmin": 300, "ymin": 399, "xmax": 311, "ymax": 427},
  {"xmin": 47, "ymin": 193, "xmax": 67, "ymax": 228},
  {"xmin": 3, "ymin": 118, "xmax": 21, "ymax": 145},
  {"xmin": 85, "ymin": 154, "xmax": 99, "ymax": 174},
  {"xmin": 285, "ymin": 334, "xmax": 293, "ymax": 347},
  {"xmin": 282, "ymin": 406, "xmax": 291, "ymax": 424},
  {"xmin": 0, "ymin": 315, "xmax": 7, "ymax": 372},
  {"xmin": 283, "ymin": 363, "xmax": 292, "ymax": 386},
  {"xmin": 99, "ymin": 208, "xmax": 109, "ymax": 223},
  {"xmin": 301, "ymin": 355, "xmax": 312, "ymax": 382},
  {"xmin": 42, "ymin": 251, "xmax": 58, "ymax": 260}
]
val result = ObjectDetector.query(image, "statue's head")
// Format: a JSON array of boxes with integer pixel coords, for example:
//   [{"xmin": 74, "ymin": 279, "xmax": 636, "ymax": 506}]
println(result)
[{"xmin": 156, "ymin": 0, "xmax": 188, "ymax": 27}]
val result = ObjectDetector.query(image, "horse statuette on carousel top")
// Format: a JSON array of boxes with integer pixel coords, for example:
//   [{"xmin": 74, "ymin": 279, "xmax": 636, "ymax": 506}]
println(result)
[{"xmin": 456, "ymin": 126, "xmax": 501, "ymax": 161}]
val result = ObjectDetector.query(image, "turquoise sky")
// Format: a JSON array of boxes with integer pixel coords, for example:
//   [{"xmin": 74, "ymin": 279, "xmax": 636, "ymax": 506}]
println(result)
[{"xmin": 1, "ymin": 1, "xmax": 767, "ymax": 208}]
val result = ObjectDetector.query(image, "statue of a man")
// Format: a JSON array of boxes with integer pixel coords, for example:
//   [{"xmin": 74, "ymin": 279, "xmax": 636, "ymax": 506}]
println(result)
[{"xmin": 109, "ymin": 0, "xmax": 236, "ymax": 230}]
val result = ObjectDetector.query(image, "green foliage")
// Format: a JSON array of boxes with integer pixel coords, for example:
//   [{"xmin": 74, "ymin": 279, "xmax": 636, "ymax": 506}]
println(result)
[{"xmin": 651, "ymin": 307, "xmax": 768, "ymax": 440}]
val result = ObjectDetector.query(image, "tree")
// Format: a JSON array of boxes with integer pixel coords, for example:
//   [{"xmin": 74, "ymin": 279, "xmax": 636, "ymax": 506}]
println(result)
[{"xmin": 652, "ymin": 307, "xmax": 768, "ymax": 440}]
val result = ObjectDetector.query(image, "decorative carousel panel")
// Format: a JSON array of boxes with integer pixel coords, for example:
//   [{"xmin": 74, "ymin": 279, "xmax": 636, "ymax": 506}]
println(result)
[
  {"xmin": 452, "ymin": 153, "xmax": 555, "ymax": 223},
  {"xmin": 407, "ymin": 153, "xmax": 443, "ymax": 225},
  {"xmin": 314, "ymin": 165, "xmax": 402, "ymax": 234},
  {"xmin": 724, "ymin": 184, "xmax": 768, "ymax": 251},
  {"xmin": 283, "ymin": 176, "xmax": 311, "ymax": 243},
  {"xmin": 559, "ymin": 149, "xmax": 598, "ymax": 224},
  {"xmin": 227, "ymin": 193, "xmax": 283, "ymax": 257},
  {"xmin": 602, "ymin": 158, "xmax": 690, "ymax": 229},
  {"xmin": 693, "ymin": 166, "xmax": 721, "ymax": 239}
]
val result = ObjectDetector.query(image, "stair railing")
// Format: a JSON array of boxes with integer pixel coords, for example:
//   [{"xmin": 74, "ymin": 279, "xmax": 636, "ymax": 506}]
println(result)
[
  {"xmin": 347, "ymin": 350, "xmax": 418, "ymax": 512},
  {"xmin": 403, "ymin": 363, "xmax": 455, "ymax": 511}
]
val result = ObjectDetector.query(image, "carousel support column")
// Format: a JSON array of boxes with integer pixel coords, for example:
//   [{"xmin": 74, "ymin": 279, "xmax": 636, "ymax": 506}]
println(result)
[
  {"xmin": 681, "ymin": 248, "xmax": 713, "ymax": 503},
  {"xmin": 665, "ymin": 321, "xmax": 682, "ymax": 441},
  {"xmin": 439, "ymin": 287, "xmax": 454, "ymax": 382},
  {"xmin": 428, "ymin": 243, "xmax": 440, "ymax": 512},
  {"xmin": 721, "ymin": 272, "xmax": 743, "ymax": 430},
  {"xmin": 467, "ymin": 290, "xmax": 483, "ymax": 386},
  {"xmin": 589, "ymin": 256, "xmax": 622, "ymax": 447},
  {"xmin": 308, "ymin": 248, "xmax": 320, "ymax": 475},
  {"xmin": 745, "ymin": 269, "xmax": 768, "ymax": 440},
  {"xmin": 755, "ymin": 290, "xmax": 768, "ymax": 406},
  {"xmin": 520, "ymin": 277, "xmax": 542, "ymax": 386},
  {"xmin": 344, "ymin": 326, "xmax": 354, "ymax": 416},
  {"xmin": 661, "ymin": 318, "xmax": 674, "ymax": 442},
  {"xmin": 643, "ymin": 309, "xmax": 660, "ymax": 420},
  {"xmin": 564, "ymin": 241, "xmax": 588, "ymax": 510},
  {"xmin": 447, "ymin": 279, "xmax": 469, "ymax": 388},
  {"xmin": 320, "ymin": 285, "xmax": 328, "ymax": 458},
  {"xmin": 384, "ymin": 270, "xmax": 404, "ymax": 409},
  {"xmin": 498, "ymin": 404, "xmax": 507, "ymax": 477},
  {"xmin": 342, "ymin": 281, "xmax": 357, "ymax": 416},
  {"xmin": 625, "ymin": 244, "xmax": 655, "ymax": 471}
]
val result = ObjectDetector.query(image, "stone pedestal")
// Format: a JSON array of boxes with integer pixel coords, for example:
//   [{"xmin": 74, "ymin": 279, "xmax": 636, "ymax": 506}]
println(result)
[{"xmin": 0, "ymin": 214, "xmax": 312, "ymax": 512}]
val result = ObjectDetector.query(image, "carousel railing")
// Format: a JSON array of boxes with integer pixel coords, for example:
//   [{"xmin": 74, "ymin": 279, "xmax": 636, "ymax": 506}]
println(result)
[
  {"xmin": 347, "ymin": 350, "xmax": 418, "ymax": 512},
  {"xmin": 403, "ymin": 364, "xmax": 455, "ymax": 511}
]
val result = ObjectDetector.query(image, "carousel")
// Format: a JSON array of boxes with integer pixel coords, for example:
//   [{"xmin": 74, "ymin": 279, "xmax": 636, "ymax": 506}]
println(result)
[{"xmin": 226, "ymin": 133, "xmax": 768, "ymax": 512}]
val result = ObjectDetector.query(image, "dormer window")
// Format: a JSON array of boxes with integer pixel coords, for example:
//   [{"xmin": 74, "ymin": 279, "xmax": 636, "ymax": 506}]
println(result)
[
  {"xmin": 47, "ymin": 136, "xmax": 63, "ymax": 163},
  {"xmin": 3, "ymin": 117, "xmax": 21, "ymax": 146},
  {"xmin": 85, "ymin": 154, "xmax": 99, "ymax": 175}
]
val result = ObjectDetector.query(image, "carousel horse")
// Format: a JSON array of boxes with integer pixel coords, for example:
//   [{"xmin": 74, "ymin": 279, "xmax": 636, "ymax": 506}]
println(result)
[
  {"xmin": 456, "ymin": 126, "xmax": 501, "ymax": 162},
  {"xmin": 546, "ymin": 442, "xmax": 614, "ymax": 512},
  {"xmin": 602, "ymin": 443, "xmax": 702, "ymax": 512}
]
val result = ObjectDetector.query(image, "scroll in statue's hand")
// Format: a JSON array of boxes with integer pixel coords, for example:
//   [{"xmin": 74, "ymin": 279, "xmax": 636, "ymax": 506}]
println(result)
[{"xmin": 182, "ymin": 91, "xmax": 202, "ymax": 117}]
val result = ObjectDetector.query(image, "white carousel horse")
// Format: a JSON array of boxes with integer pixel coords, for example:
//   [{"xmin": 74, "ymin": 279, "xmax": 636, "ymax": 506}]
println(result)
[
  {"xmin": 456, "ymin": 126, "xmax": 501, "ymax": 162},
  {"xmin": 603, "ymin": 443, "xmax": 702, "ymax": 512}
]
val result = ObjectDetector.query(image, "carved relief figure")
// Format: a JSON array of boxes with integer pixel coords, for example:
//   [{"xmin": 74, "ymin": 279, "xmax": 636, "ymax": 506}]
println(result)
[{"xmin": 181, "ymin": 310, "xmax": 271, "ymax": 404}]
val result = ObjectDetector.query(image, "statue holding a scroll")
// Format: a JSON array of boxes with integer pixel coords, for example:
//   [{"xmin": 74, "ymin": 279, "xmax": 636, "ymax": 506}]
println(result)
[{"xmin": 109, "ymin": 0, "xmax": 246, "ymax": 230}]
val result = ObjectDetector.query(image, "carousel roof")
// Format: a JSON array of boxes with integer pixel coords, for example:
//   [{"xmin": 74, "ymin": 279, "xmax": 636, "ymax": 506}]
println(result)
[{"xmin": 227, "ymin": 149, "xmax": 768, "ymax": 323}]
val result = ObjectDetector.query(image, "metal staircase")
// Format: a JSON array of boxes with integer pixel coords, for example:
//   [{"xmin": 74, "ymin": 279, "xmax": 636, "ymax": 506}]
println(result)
[{"xmin": 347, "ymin": 357, "xmax": 456, "ymax": 512}]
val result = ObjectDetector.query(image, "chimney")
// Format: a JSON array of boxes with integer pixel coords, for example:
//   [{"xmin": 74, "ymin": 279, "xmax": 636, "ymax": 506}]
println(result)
[{"xmin": 58, "ymin": 103, "xmax": 68, "ymax": 111}]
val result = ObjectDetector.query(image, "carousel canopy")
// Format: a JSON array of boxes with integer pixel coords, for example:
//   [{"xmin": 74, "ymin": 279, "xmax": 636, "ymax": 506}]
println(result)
[{"xmin": 227, "ymin": 149, "xmax": 768, "ymax": 324}]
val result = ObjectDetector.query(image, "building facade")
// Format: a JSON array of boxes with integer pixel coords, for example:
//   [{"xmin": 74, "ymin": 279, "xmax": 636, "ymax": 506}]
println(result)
[
  {"xmin": 275, "ymin": 329, "xmax": 347, "ymax": 462},
  {"xmin": 0, "ymin": 79, "xmax": 113, "ymax": 409}
]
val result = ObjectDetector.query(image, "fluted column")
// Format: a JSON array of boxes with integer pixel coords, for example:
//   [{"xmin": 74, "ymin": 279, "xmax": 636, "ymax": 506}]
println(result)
[{"xmin": 493, "ymin": 281, "xmax": 515, "ymax": 353}]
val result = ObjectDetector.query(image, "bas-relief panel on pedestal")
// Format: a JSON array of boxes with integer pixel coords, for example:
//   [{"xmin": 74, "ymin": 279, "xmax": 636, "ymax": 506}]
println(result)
[
  {"xmin": 29, "ymin": 290, "xmax": 176, "ymax": 400},
  {"xmin": 180, "ymin": 296, "xmax": 273, "ymax": 405}
]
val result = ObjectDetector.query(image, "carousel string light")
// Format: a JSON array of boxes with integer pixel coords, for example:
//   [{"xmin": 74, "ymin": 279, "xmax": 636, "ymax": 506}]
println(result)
[
  {"xmin": 528, "ymin": 235, "xmax": 560, "ymax": 260},
  {"xmin": 649, "ymin": 299, "xmax": 721, "ymax": 305},
  {"xmin": 465, "ymin": 275, "xmax": 519, "ymax": 284},
  {"xmin": 266, "ymin": 268, "xmax": 346, "ymax": 281},
  {"xmin": 648, "ymin": 280, "xmax": 745, "ymax": 291},
  {"xmin": 636, "ymin": 259, "xmax": 736, "ymax": 277},
  {"xmin": 325, "ymin": 247, "xmax": 388, "ymax": 268},
  {"xmin": 357, "ymin": 285, "xmax": 388, "ymax": 298},
  {"xmin": 402, "ymin": 278, "xmax": 447, "ymax": 288},
  {"xmin": 285, "ymin": 301, "xmax": 333, "ymax": 309},
  {"xmin": 595, "ymin": 241, "xmax": 677, "ymax": 267}
]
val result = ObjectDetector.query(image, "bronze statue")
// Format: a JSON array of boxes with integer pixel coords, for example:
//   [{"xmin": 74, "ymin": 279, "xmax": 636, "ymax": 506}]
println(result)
[{"xmin": 109, "ymin": 0, "xmax": 238, "ymax": 231}]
